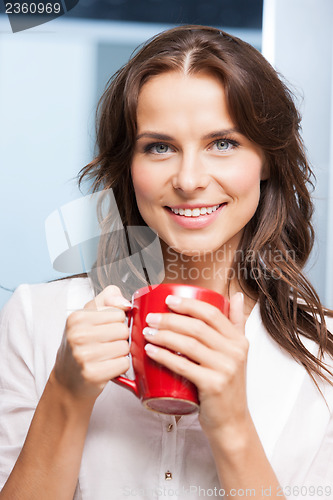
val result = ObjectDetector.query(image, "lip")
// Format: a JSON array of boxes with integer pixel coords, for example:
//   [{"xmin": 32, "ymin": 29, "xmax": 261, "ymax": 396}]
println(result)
[
  {"xmin": 167, "ymin": 202, "xmax": 224, "ymax": 209},
  {"xmin": 165, "ymin": 203, "xmax": 226, "ymax": 229}
]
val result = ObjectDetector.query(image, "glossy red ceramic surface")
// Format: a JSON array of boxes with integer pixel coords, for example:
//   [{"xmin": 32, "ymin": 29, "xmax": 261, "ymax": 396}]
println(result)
[{"xmin": 114, "ymin": 283, "xmax": 229, "ymax": 415}]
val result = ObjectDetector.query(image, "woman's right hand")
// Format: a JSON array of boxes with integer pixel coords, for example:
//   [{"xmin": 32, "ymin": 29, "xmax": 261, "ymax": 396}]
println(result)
[{"xmin": 52, "ymin": 285, "xmax": 132, "ymax": 403}]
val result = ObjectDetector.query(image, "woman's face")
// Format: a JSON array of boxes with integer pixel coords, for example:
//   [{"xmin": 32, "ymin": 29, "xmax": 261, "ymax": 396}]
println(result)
[{"xmin": 131, "ymin": 71, "xmax": 266, "ymax": 256}]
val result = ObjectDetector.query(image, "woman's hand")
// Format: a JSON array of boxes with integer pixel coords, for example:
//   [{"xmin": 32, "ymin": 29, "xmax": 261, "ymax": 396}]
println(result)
[
  {"xmin": 143, "ymin": 292, "xmax": 249, "ymax": 442},
  {"xmin": 52, "ymin": 285, "xmax": 132, "ymax": 403}
]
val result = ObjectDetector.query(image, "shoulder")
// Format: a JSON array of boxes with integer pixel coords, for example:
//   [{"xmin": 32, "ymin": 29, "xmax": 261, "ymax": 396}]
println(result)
[
  {"xmin": 3, "ymin": 276, "xmax": 92, "ymax": 307},
  {"xmin": 0, "ymin": 277, "xmax": 94, "ymax": 343},
  {"xmin": 28, "ymin": 277, "xmax": 94, "ymax": 314}
]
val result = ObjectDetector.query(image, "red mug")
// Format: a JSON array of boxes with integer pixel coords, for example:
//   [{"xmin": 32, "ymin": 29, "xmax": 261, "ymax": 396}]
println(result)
[{"xmin": 113, "ymin": 283, "xmax": 229, "ymax": 415}]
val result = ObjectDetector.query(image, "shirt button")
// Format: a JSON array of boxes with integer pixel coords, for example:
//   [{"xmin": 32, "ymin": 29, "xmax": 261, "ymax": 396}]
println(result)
[
  {"xmin": 167, "ymin": 424, "xmax": 173, "ymax": 432},
  {"xmin": 165, "ymin": 471, "xmax": 172, "ymax": 480}
]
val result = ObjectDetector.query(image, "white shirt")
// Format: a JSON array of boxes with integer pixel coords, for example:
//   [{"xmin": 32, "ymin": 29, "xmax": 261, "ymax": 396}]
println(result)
[{"xmin": 0, "ymin": 278, "xmax": 333, "ymax": 499}]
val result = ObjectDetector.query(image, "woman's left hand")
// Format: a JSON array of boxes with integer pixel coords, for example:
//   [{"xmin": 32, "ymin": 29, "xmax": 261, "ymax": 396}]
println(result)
[{"xmin": 143, "ymin": 292, "xmax": 250, "ymax": 441}]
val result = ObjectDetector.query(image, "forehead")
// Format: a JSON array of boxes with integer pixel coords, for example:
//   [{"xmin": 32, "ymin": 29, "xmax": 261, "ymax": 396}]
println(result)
[
  {"xmin": 138, "ymin": 70, "xmax": 225, "ymax": 104},
  {"xmin": 136, "ymin": 71, "xmax": 235, "ymax": 132}
]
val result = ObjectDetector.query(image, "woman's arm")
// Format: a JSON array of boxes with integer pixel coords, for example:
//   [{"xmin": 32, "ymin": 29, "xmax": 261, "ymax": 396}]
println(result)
[
  {"xmin": 0, "ymin": 285, "xmax": 132, "ymax": 500},
  {"xmin": 143, "ymin": 293, "xmax": 286, "ymax": 499},
  {"xmin": 0, "ymin": 373, "xmax": 94, "ymax": 500}
]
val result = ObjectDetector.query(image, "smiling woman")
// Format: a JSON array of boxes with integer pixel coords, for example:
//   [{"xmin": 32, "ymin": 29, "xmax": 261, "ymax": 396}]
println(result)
[
  {"xmin": 1, "ymin": 25, "xmax": 333, "ymax": 500},
  {"xmin": 131, "ymin": 71, "xmax": 265, "ymax": 257}
]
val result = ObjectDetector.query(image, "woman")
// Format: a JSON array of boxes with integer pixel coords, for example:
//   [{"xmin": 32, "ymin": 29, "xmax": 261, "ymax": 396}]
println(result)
[{"xmin": 1, "ymin": 25, "xmax": 333, "ymax": 499}]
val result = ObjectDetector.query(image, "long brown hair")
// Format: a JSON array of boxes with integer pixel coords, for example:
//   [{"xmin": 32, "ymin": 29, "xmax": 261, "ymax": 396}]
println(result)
[{"xmin": 79, "ymin": 25, "xmax": 333, "ymax": 386}]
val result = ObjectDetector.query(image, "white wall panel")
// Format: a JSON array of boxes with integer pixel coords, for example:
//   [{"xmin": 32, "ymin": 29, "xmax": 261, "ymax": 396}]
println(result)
[{"xmin": 262, "ymin": 0, "xmax": 333, "ymax": 305}]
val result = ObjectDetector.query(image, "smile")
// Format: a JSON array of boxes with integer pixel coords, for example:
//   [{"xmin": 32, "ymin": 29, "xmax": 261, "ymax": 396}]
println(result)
[
  {"xmin": 165, "ymin": 203, "xmax": 226, "ymax": 229},
  {"xmin": 168, "ymin": 204, "xmax": 221, "ymax": 217}
]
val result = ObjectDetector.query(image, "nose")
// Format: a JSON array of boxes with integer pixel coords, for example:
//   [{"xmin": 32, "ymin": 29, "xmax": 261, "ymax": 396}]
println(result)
[{"xmin": 171, "ymin": 152, "xmax": 210, "ymax": 193}]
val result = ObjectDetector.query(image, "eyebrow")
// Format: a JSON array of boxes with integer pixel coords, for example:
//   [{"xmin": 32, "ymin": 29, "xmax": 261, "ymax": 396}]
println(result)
[{"xmin": 136, "ymin": 128, "xmax": 241, "ymax": 141}]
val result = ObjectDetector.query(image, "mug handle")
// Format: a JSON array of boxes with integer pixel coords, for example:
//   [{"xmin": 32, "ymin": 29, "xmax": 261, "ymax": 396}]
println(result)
[
  {"xmin": 113, "ymin": 375, "xmax": 138, "ymax": 396},
  {"xmin": 112, "ymin": 307, "xmax": 139, "ymax": 397}
]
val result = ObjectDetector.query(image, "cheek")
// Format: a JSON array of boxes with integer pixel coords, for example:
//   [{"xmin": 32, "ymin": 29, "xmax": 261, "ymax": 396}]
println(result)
[
  {"xmin": 226, "ymin": 156, "xmax": 263, "ymax": 199},
  {"xmin": 235, "ymin": 172, "xmax": 261, "ymax": 196},
  {"xmin": 131, "ymin": 162, "xmax": 155, "ymax": 205}
]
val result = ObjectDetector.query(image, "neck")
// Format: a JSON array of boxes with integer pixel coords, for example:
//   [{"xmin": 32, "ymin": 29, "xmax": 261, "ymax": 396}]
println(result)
[
  {"xmin": 160, "ymin": 242, "xmax": 257, "ymax": 319},
  {"xmin": 161, "ymin": 244, "xmax": 236, "ymax": 295}
]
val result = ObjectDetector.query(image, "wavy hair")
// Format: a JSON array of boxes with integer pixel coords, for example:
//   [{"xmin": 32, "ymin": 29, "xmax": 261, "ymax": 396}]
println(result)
[{"xmin": 79, "ymin": 25, "xmax": 333, "ymax": 386}]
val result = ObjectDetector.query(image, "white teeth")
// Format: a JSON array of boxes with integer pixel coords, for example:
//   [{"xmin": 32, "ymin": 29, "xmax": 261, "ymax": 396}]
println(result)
[{"xmin": 170, "ymin": 204, "xmax": 221, "ymax": 217}]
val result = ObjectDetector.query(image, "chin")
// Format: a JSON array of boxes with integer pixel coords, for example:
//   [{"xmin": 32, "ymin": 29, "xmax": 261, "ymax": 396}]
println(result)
[
  {"xmin": 176, "ymin": 247, "xmax": 207, "ymax": 257},
  {"xmin": 163, "ymin": 239, "xmax": 225, "ymax": 258}
]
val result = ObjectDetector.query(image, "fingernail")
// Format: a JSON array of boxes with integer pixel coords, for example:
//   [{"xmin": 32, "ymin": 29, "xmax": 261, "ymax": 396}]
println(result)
[
  {"xmin": 165, "ymin": 295, "xmax": 182, "ymax": 306},
  {"xmin": 113, "ymin": 297, "xmax": 132, "ymax": 308},
  {"xmin": 145, "ymin": 343, "xmax": 159, "ymax": 354},
  {"xmin": 146, "ymin": 313, "xmax": 161, "ymax": 326},
  {"xmin": 142, "ymin": 327, "xmax": 158, "ymax": 337}
]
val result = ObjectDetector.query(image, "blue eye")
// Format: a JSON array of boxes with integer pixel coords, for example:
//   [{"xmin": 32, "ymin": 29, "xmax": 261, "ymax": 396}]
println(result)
[
  {"xmin": 212, "ymin": 138, "xmax": 240, "ymax": 152},
  {"xmin": 155, "ymin": 144, "xmax": 169, "ymax": 153},
  {"xmin": 216, "ymin": 140, "xmax": 231, "ymax": 151},
  {"xmin": 148, "ymin": 143, "xmax": 171, "ymax": 154}
]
